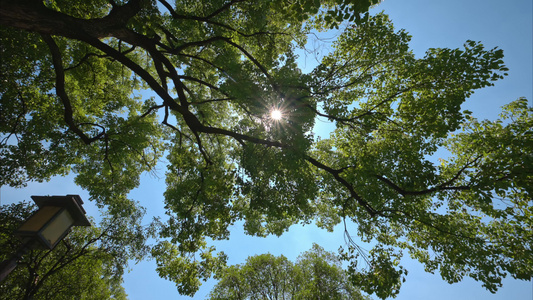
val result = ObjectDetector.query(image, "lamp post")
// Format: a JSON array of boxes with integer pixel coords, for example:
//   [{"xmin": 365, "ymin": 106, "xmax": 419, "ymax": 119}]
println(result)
[{"xmin": 0, "ymin": 195, "xmax": 91, "ymax": 282}]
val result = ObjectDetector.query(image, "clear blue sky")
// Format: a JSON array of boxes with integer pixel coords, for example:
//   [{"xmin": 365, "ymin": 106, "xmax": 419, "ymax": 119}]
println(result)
[{"xmin": 1, "ymin": 0, "xmax": 532, "ymax": 299}]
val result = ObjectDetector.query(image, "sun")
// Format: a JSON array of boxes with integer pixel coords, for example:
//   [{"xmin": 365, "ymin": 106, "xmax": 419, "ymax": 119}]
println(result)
[{"xmin": 271, "ymin": 109, "xmax": 283, "ymax": 120}]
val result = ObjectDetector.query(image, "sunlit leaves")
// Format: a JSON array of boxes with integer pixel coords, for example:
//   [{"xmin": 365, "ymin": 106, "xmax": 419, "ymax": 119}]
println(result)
[
  {"xmin": 152, "ymin": 241, "xmax": 227, "ymax": 296},
  {"xmin": 209, "ymin": 244, "xmax": 371, "ymax": 299}
]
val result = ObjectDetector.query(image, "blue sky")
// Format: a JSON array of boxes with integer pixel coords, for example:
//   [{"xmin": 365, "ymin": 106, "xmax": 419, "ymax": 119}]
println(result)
[{"xmin": 1, "ymin": 0, "xmax": 532, "ymax": 299}]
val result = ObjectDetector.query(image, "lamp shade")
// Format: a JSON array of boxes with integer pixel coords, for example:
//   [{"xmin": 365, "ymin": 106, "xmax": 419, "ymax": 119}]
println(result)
[{"xmin": 15, "ymin": 195, "xmax": 91, "ymax": 249}]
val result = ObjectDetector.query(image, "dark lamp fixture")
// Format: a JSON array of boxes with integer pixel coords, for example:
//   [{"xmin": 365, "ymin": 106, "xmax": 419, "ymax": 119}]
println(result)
[{"xmin": 15, "ymin": 195, "xmax": 91, "ymax": 250}]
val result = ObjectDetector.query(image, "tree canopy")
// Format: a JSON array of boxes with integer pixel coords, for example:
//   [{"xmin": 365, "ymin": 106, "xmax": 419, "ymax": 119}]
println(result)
[
  {"xmin": 209, "ymin": 244, "xmax": 372, "ymax": 300},
  {"xmin": 0, "ymin": 0, "xmax": 531, "ymax": 298}
]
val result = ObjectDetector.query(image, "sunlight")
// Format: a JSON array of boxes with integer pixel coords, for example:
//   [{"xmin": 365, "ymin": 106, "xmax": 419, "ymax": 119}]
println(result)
[{"xmin": 271, "ymin": 109, "xmax": 282, "ymax": 120}]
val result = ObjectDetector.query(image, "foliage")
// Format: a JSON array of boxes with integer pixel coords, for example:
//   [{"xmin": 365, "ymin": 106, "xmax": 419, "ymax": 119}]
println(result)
[
  {"xmin": 209, "ymin": 244, "xmax": 372, "ymax": 299},
  {"xmin": 0, "ymin": 202, "xmax": 151, "ymax": 299},
  {"xmin": 0, "ymin": 0, "xmax": 531, "ymax": 298}
]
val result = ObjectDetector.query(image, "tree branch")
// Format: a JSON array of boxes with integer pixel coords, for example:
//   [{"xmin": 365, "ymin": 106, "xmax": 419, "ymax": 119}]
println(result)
[
  {"xmin": 41, "ymin": 34, "xmax": 104, "ymax": 145},
  {"xmin": 305, "ymin": 156, "xmax": 377, "ymax": 216},
  {"xmin": 373, "ymin": 155, "xmax": 481, "ymax": 196}
]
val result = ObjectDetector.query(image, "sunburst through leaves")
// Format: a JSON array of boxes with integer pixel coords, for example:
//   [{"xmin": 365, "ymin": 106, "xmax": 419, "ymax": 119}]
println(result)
[{"xmin": 270, "ymin": 109, "xmax": 283, "ymax": 120}]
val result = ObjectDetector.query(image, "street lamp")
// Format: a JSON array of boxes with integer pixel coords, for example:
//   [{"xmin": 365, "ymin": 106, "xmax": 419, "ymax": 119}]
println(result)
[
  {"xmin": 0, "ymin": 194, "xmax": 91, "ymax": 281},
  {"xmin": 16, "ymin": 195, "xmax": 91, "ymax": 249}
]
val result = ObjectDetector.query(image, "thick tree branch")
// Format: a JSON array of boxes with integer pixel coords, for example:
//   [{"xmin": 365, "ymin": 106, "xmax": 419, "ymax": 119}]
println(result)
[
  {"xmin": 41, "ymin": 34, "xmax": 104, "ymax": 145},
  {"xmin": 0, "ymin": 0, "xmax": 142, "ymax": 39}
]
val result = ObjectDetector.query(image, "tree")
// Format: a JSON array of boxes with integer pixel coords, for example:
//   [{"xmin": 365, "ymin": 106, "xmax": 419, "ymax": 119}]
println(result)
[
  {"xmin": 0, "ymin": 0, "xmax": 531, "ymax": 298},
  {"xmin": 0, "ymin": 202, "xmax": 149, "ymax": 300},
  {"xmin": 209, "ymin": 244, "xmax": 371, "ymax": 300}
]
